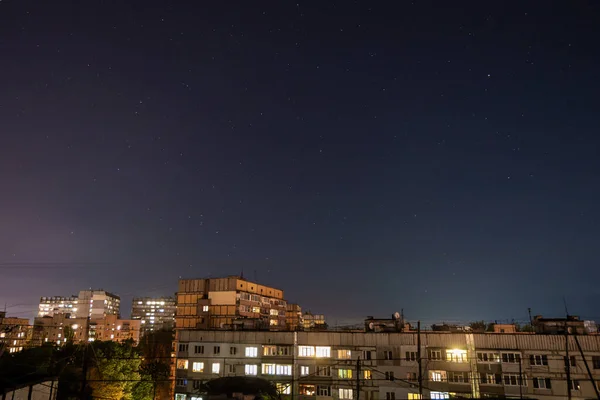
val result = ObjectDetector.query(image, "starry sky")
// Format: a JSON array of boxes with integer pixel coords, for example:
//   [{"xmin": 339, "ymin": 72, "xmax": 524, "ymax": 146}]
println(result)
[{"xmin": 1, "ymin": 0, "xmax": 599, "ymax": 325}]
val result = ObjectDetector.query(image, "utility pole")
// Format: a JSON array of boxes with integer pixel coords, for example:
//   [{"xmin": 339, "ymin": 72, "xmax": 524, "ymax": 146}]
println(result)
[
  {"xmin": 356, "ymin": 357, "xmax": 361, "ymax": 400},
  {"xmin": 565, "ymin": 323, "xmax": 572, "ymax": 400},
  {"xmin": 417, "ymin": 321, "xmax": 423, "ymax": 399}
]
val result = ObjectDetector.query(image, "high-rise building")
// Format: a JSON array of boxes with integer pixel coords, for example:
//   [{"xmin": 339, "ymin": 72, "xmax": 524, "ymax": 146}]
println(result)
[
  {"xmin": 176, "ymin": 276, "xmax": 287, "ymax": 330},
  {"xmin": 131, "ymin": 296, "xmax": 176, "ymax": 335},
  {"xmin": 74, "ymin": 290, "xmax": 120, "ymax": 320},
  {"xmin": 285, "ymin": 303, "xmax": 303, "ymax": 331},
  {"xmin": 37, "ymin": 296, "xmax": 78, "ymax": 318}
]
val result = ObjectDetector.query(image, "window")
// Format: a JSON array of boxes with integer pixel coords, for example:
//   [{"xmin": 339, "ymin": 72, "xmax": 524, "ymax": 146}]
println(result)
[
  {"xmin": 175, "ymin": 393, "xmax": 187, "ymax": 400},
  {"xmin": 446, "ymin": 349, "xmax": 467, "ymax": 363},
  {"xmin": 177, "ymin": 359, "xmax": 189, "ymax": 369},
  {"xmin": 299, "ymin": 346, "xmax": 315, "ymax": 357},
  {"xmin": 278, "ymin": 346, "xmax": 291, "ymax": 356},
  {"xmin": 405, "ymin": 351, "xmax": 417, "ymax": 361},
  {"xmin": 564, "ymin": 355, "xmax": 576, "ymax": 367},
  {"xmin": 407, "ymin": 395, "xmax": 421, "ymax": 400},
  {"xmin": 317, "ymin": 386, "xmax": 331, "ymax": 396},
  {"xmin": 192, "ymin": 362, "xmax": 204, "ymax": 372},
  {"xmin": 299, "ymin": 385, "xmax": 316, "ymax": 396},
  {"xmin": 192, "ymin": 380, "xmax": 202, "ymax": 389},
  {"xmin": 477, "ymin": 352, "xmax": 500, "ymax": 363},
  {"xmin": 339, "ymin": 389, "xmax": 353, "ymax": 399},
  {"xmin": 245, "ymin": 365, "xmax": 257, "ymax": 376},
  {"xmin": 448, "ymin": 372, "xmax": 469, "ymax": 383},
  {"xmin": 338, "ymin": 349, "xmax": 351, "ymax": 359},
  {"xmin": 480, "ymin": 373, "xmax": 500, "ymax": 385},
  {"xmin": 300, "ymin": 366, "xmax": 309, "ymax": 376},
  {"xmin": 430, "ymin": 392, "xmax": 449, "ymax": 400},
  {"xmin": 501, "ymin": 352, "xmax": 521, "ymax": 363},
  {"xmin": 213, "ymin": 346, "xmax": 220, "ymax": 355},
  {"xmin": 338, "ymin": 369, "xmax": 352, "ymax": 379},
  {"xmin": 429, "ymin": 370, "xmax": 446, "ymax": 382},
  {"xmin": 385, "ymin": 392, "xmax": 395, "ymax": 400},
  {"xmin": 263, "ymin": 364, "xmax": 276, "ymax": 375},
  {"xmin": 533, "ymin": 377, "xmax": 551, "ymax": 389},
  {"xmin": 364, "ymin": 370, "xmax": 372, "ymax": 380},
  {"xmin": 276, "ymin": 383, "xmax": 291, "ymax": 395},
  {"xmin": 263, "ymin": 345, "xmax": 277, "ymax": 356},
  {"xmin": 316, "ymin": 346, "xmax": 331, "ymax": 358},
  {"xmin": 202, "ymin": 305, "xmax": 209, "ymax": 312},
  {"xmin": 276, "ymin": 365, "xmax": 292, "ymax": 376},
  {"xmin": 530, "ymin": 354, "xmax": 548, "ymax": 366},
  {"xmin": 428, "ymin": 350, "xmax": 442, "ymax": 360},
  {"xmin": 176, "ymin": 379, "xmax": 187, "ymax": 387},
  {"xmin": 569, "ymin": 380, "xmax": 581, "ymax": 391},
  {"xmin": 179, "ymin": 344, "xmax": 189, "ymax": 352},
  {"xmin": 503, "ymin": 373, "xmax": 526, "ymax": 386},
  {"xmin": 385, "ymin": 371, "xmax": 395, "ymax": 381},
  {"xmin": 593, "ymin": 356, "xmax": 600, "ymax": 369},
  {"xmin": 245, "ymin": 347, "xmax": 258, "ymax": 357},
  {"xmin": 316, "ymin": 366, "xmax": 331, "ymax": 376},
  {"xmin": 406, "ymin": 372, "xmax": 417, "ymax": 381},
  {"xmin": 211, "ymin": 363, "xmax": 220, "ymax": 374},
  {"xmin": 384, "ymin": 351, "xmax": 393, "ymax": 360},
  {"xmin": 230, "ymin": 347, "xmax": 237, "ymax": 355},
  {"xmin": 228, "ymin": 364, "xmax": 235, "ymax": 374},
  {"xmin": 363, "ymin": 350, "xmax": 372, "ymax": 360},
  {"xmin": 194, "ymin": 345, "xmax": 204, "ymax": 354}
]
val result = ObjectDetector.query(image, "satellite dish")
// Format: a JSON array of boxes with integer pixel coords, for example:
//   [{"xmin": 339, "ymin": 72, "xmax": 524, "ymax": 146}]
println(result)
[
  {"xmin": 394, "ymin": 312, "xmax": 401, "ymax": 320},
  {"xmin": 369, "ymin": 322, "xmax": 374, "ymax": 330}
]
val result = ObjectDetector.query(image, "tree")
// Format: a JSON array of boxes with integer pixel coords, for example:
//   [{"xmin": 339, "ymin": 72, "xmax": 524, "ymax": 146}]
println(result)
[
  {"xmin": 138, "ymin": 329, "xmax": 174, "ymax": 399},
  {"xmin": 140, "ymin": 360, "xmax": 170, "ymax": 399}
]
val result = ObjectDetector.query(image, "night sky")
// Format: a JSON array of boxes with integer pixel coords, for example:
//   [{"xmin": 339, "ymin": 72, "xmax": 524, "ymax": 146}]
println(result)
[{"xmin": 1, "ymin": 1, "xmax": 599, "ymax": 325}]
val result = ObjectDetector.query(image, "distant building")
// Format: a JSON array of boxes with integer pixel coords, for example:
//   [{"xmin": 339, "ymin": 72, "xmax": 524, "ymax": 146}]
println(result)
[
  {"xmin": 176, "ymin": 276, "xmax": 287, "ymax": 330},
  {"xmin": 302, "ymin": 312, "xmax": 326, "ymax": 330},
  {"xmin": 75, "ymin": 289, "xmax": 120, "ymax": 320},
  {"xmin": 37, "ymin": 296, "xmax": 78, "ymax": 318},
  {"xmin": 90, "ymin": 315, "xmax": 141, "ymax": 343},
  {"xmin": 365, "ymin": 315, "xmax": 409, "ymax": 332},
  {"xmin": 0, "ymin": 312, "xmax": 31, "ymax": 354},
  {"xmin": 33, "ymin": 314, "xmax": 88, "ymax": 346},
  {"xmin": 533, "ymin": 315, "xmax": 586, "ymax": 335},
  {"xmin": 131, "ymin": 296, "xmax": 176, "ymax": 335},
  {"xmin": 493, "ymin": 324, "xmax": 517, "ymax": 333},
  {"xmin": 584, "ymin": 320, "xmax": 597, "ymax": 334},
  {"xmin": 285, "ymin": 303, "xmax": 303, "ymax": 331}
]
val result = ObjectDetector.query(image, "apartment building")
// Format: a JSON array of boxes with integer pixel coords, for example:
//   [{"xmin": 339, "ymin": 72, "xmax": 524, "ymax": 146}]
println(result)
[
  {"xmin": 75, "ymin": 289, "xmax": 120, "ymax": 319},
  {"xmin": 174, "ymin": 330, "xmax": 600, "ymax": 400},
  {"xmin": 286, "ymin": 303, "xmax": 303, "ymax": 331},
  {"xmin": 90, "ymin": 315, "xmax": 141, "ymax": 343},
  {"xmin": 131, "ymin": 296, "xmax": 176, "ymax": 335},
  {"xmin": 33, "ymin": 314, "xmax": 89, "ymax": 346},
  {"xmin": 176, "ymin": 276, "xmax": 287, "ymax": 330},
  {"xmin": 37, "ymin": 296, "xmax": 78, "ymax": 318},
  {"xmin": 303, "ymin": 312, "xmax": 326, "ymax": 330},
  {"xmin": 0, "ymin": 312, "xmax": 31, "ymax": 354}
]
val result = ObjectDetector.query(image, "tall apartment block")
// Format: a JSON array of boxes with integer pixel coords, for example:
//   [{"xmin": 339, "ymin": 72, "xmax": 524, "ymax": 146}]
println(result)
[
  {"xmin": 75, "ymin": 289, "xmax": 120, "ymax": 319},
  {"xmin": 37, "ymin": 296, "xmax": 78, "ymax": 318},
  {"xmin": 176, "ymin": 276, "xmax": 287, "ymax": 330},
  {"xmin": 131, "ymin": 296, "xmax": 176, "ymax": 335},
  {"xmin": 174, "ymin": 329, "xmax": 600, "ymax": 400}
]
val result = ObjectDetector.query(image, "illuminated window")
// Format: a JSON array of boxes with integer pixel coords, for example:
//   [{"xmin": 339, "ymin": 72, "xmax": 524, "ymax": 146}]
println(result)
[
  {"xmin": 245, "ymin": 365, "xmax": 258, "ymax": 376},
  {"xmin": 299, "ymin": 346, "xmax": 315, "ymax": 357},
  {"xmin": 338, "ymin": 349, "xmax": 351, "ymax": 359},
  {"xmin": 246, "ymin": 347, "xmax": 258, "ymax": 357},
  {"xmin": 270, "ymin": 309, "xmax": 279, "ymax": 316},
  {"xmin": 299, "ymin": 385, "xmax": 315, "ymax": 396},
  {"xmin": 408, "ymin": 395, "xmax": 421, "ymax": 400},
  {"xmin": 192, "ymin": 362, "xmax": 204, "ymax": 372},
  {"xmin": 339, "ymin": 388, "xmax": 353, "ymax": 399},
  {"xmin": 446, "ymin": 349, "xmax": 467, "ymax": 363},
  {"xmin": 177, "ymin": 359, "xmax": 189, "ymax": 369},
  {"xmin": 211, "ymin": 363, "xmax": 220, "ymax": 374},
  {"xmin": 263, "ymin": 345, "xmax": 277, "ymax": 356},
  {"xmin": 338, "ymin": 369, "xmax": 352, "ymax": 379},
  {"xmin": 316, "ymin": 346, "xmax": 331, "ymax": 358},
  {"xmin": 276, "ymin": 365, "xmax": 292, "ymax": 376},
  {"xmin": 430, "ymin": 393, "xmax": 449, "ymax": 400},
  {"xmin": 263, "ymin": 364, "xmax": 276, "ymax": 375},
  {"xmin": 276, "ymin": 383, "xmax": 291, "ymax": 395},
  {"xmin": 300, "ymin": 366, "xmax": 309, "ymax": 376},
  {"xmin": 429, "ymin": 370, "xmax": 446, "ymax": 382},
  {"xmin": 363, "ymin": 370, "xmax": 372, "ymax": 379},
  {"xmin": 202, "ymin": 306, "xmax": 209, "ymax": 312}
]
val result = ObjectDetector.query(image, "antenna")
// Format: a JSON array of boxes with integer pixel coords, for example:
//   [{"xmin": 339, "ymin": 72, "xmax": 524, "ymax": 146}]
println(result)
[{"xmin": 563, "ymin": 296, "xmax": 570, "ymax": 315}]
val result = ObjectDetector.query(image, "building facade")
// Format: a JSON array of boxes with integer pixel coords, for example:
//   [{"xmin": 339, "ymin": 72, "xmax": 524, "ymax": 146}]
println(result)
[
  {"xmin": 176, "ymin": 276, "xmax": 287, "ymax": 330},
  {"xmin": 286, "ymin": 303, "xmax": 303, "ymax": 331},
  {"xmin": 174, "ymin": 330, "xmax": 600, "ymax": 400},
  {"xmin": 37, "ymin": 296, "xmax": 78, "ymax": 318},
  {"xmin": 131, "ymin": 296, "xmax": 176, "ymax": 335},
  {"xmin": 75, "ymin": 289, "xmax": 120, "ymax": 320},
  {"xmin": 0, "ymin": 312, "xmax": 31, "ymax": 354},
  {"xmin": 90, "ymin": 315, "xmax": 141, "ymax": 343}
]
